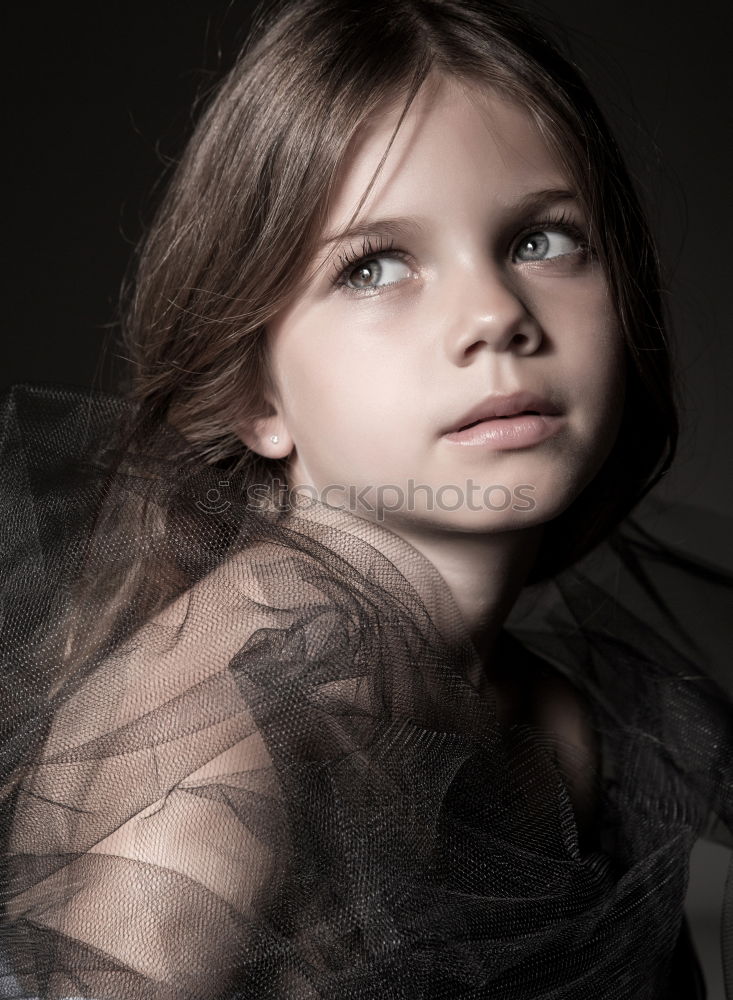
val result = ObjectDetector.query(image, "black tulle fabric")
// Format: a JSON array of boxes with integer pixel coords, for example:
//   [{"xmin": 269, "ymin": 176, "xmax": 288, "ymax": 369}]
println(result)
[{"xmin": 0, "ymin": 382, "xmax": 731, "ymax": 999}]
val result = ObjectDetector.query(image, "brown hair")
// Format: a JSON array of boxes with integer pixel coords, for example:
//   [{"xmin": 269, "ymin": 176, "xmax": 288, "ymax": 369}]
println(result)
[{"xmin": 117, "ymin": 0, "xmax": 679, "ymax": 583}]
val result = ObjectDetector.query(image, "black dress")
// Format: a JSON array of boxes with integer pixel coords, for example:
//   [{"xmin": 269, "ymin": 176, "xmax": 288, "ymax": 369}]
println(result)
[{"xmin": 0, "ymin": 383, "xmax": 730, "ymax": 999}]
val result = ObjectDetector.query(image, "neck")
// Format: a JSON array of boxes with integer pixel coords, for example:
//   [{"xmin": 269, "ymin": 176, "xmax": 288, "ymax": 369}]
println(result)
[
  {"xmin": 378, "ymin": 519, "xmax": 543, "ymax": 671},
  {"xmin": 277, "ymin": 485, "xmax": 542, "ymax": 683}
]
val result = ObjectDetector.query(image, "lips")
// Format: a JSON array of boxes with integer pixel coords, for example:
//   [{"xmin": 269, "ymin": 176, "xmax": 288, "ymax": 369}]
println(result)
[
  {"xmin": 460, "ymin": 412, "xmax": 539, "ymax": 430},
  {"xmin": 444, "ymin": 390, "xmax": 562, "ymax": 435}
]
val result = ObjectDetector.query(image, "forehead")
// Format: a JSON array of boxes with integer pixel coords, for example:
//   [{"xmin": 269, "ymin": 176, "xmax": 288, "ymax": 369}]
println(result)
[{"xmin": 325, "ymin": 75, "xmax": 568, "ymax": 228}]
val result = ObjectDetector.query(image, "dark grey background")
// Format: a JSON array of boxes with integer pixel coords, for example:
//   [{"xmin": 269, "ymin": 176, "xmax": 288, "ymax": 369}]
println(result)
[{"xmin": 4, "ymin": 1, "xmax": 731, "ymax": 993}]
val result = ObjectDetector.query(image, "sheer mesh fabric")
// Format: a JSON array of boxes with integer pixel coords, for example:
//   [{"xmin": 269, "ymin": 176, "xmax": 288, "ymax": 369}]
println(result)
[{"xmin": 0, "ymin": 383, "xmax": 730, "ymax": 999}]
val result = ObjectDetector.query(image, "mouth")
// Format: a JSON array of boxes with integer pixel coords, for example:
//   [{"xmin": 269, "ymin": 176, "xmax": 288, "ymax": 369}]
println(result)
[
  {"xmin": 458, "ymin": 409, "xmax": 542, "ymax": 431},
  {"xmin": 443, "ymin": 412, "xmax": 565, "ymax": 450},
  {"xmin": 443, "ymin": 391, "xmax": 562, "ymax": 436},
  {"xmin": 442, "ymin": 391, "xmax": 565, "ymax": 450}
]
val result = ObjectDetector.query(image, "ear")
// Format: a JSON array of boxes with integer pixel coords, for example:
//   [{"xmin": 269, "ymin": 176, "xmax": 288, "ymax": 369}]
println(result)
[{"xmin": 234, "ymin": 399, "xmax": 293, "ymax": 460}]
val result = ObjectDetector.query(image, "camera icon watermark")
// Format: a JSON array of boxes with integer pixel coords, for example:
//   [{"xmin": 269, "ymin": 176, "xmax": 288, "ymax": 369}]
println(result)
[{"xmin": 195, "ymin": 480, "xmax": 233, "ymax": 513}]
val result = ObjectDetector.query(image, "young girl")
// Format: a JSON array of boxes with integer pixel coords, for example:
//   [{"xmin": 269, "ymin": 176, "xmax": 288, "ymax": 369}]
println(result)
[{"xmin": 1, "ymin": 1, "xmax": 731, "ymax": 997}]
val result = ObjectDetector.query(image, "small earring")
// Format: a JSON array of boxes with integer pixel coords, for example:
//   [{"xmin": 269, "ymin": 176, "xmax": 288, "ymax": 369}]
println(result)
[{"xmin": 270, "ymin": 435, "xmax": 279, "ymax": 444}]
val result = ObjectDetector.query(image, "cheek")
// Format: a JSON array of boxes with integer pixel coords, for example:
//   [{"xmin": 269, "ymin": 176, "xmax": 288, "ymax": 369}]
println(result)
[
  {"xmin": 271, "ymin": 330, "xmax": 396, "ymax": 446},
  {"xmin": 576, "ymin": 327, "xmax": 624, "ymax": 396},
  {"xmin": 588, "ymin": 321, "xmax": 626, "ymax": 409},
  {"xmin": 553, "ymin": 284, "xmax": 625, "ymax": 396},
  {"xmin": 574, "ymin": 325, "xmax": 627, "ymax": 466},
  {"xmin": 541, "ymin": 284, "xmax": 626, "ymax": 474}
]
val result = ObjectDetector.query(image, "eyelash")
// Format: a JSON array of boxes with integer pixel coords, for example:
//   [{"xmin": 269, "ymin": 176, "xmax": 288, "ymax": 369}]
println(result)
[
  {"xmin": 330, "ymin": 211, "xmax": 594, "ymax": 296},
  {"xmin": 331, "ymin": 236, "xmax": 408, "ymax": 295}
]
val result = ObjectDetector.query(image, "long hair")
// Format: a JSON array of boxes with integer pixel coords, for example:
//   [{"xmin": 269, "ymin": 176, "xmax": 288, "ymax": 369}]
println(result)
[{"xmin": 117, "ymin": 0, "xmax": 679, "ymax": 583}]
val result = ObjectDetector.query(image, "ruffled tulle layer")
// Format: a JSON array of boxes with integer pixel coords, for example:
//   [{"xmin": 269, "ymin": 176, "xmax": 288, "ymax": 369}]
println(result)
[{"xmin": 0, "ymin": 383, "xmax": 730, "ymax": 998}]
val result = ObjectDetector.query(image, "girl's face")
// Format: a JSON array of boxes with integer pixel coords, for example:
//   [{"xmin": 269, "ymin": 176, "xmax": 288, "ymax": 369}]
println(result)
[{"xmin": 257, "ymin": 75, "xmax": 625, "ymax": 536}]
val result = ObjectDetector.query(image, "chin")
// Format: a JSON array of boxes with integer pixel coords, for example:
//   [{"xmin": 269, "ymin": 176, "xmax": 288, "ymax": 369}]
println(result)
[{"xmin": 380, "ymin": 499, "xmax": 553, "ymax": 537}]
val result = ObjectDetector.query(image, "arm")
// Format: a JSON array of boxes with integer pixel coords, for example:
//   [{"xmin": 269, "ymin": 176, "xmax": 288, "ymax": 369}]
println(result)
[{"xmin": 2, "ymin": 558, "xmax": 291, "ymax": 1000}]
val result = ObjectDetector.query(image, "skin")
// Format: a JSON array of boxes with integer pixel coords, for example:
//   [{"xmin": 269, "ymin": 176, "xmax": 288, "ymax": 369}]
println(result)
[{"xmin": 239, "ymin": 72, "xmax": 626, "ymax": 674}]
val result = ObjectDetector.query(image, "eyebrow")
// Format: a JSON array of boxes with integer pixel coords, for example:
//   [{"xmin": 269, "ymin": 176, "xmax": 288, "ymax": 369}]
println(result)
[
  {"xmin": 319, "ymin": 216, "xmax": 423, "ymax": 249},
  {"xmin": 319, "ymin": 188, "xmax": 578, "ymax": 248}
]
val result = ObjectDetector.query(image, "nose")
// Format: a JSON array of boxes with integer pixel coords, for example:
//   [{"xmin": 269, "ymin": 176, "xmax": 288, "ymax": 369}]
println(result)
[{"xmin": 442, "ymin": 260, "xmax": 543, "ymax": 362}]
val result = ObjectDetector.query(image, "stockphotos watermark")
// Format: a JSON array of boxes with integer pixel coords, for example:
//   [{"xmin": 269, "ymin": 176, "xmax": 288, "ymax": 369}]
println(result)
[{"xmin": 196, "ymin": 478, "xmax": 537, "ymax": 521}]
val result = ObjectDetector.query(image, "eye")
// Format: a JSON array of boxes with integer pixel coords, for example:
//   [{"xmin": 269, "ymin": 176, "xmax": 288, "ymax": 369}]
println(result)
[
  {"xmin": 341, "ymin": 255, "xmax": 412, "ymax": 292},
  {"xmin": 332, "ymin": 236, "xmax": 413, "ymax": 295},
  {"xmin": 513, "ymin": 217, "xmax": 591, "ymax": 264}
]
